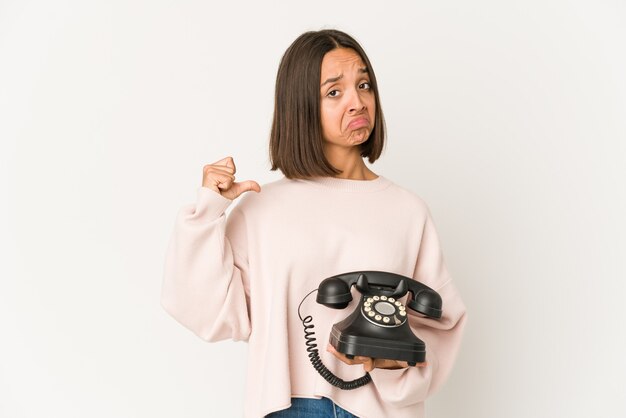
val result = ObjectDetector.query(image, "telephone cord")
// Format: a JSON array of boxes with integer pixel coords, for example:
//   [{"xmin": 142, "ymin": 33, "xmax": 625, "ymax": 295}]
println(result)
[{"xmin": 298, "ymin": 289, "xmax": 372, "ymax": 390}]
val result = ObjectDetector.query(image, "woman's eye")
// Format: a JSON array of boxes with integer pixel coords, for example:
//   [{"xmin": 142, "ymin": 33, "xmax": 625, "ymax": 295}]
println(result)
[
  {"xmin": 328, "ymin": 90, "xmax": 339, "ymax": 97},
  {"xmin": 360, "ymin": 82, "xmax": 371, "ymax": 90}
]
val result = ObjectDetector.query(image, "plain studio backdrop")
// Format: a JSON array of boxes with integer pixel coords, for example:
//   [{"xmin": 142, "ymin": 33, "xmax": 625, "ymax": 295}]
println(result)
[{"xmin": 1, "ymin": 0, "xmax": 625, "ymax": 417}]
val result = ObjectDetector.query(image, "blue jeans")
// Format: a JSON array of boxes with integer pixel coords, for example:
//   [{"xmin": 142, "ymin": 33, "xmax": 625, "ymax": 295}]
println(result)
[{"xmin": 265, "ymin": 397, "xmax": 360, "ymax": 418}]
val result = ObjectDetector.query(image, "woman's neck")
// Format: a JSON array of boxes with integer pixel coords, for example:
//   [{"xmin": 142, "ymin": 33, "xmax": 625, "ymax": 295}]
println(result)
[{"xmin": 324, "ymin": 146, "xmax": 378, "ymax": 180}]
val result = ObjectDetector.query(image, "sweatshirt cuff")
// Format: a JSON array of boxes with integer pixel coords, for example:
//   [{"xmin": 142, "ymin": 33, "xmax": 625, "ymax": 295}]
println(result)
[{"xmin": 187, "ymin": 186, "xmax": 233, "ymax": 221}]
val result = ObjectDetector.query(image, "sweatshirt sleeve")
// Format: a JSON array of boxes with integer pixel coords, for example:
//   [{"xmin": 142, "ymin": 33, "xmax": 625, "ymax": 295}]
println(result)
[
  {"xmin": 160, "ymin": 186, "xmax": 252, "ymax": 342},
  {"xmin": 368, "ymin": 207, "xmax": 467, "ymax": 407}
]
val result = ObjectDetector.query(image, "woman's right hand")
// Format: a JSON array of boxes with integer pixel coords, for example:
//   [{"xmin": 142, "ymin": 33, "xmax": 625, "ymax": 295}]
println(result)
[{"xmin": 202, "ymin": 156, "xmax": 261, "ymax": 200}]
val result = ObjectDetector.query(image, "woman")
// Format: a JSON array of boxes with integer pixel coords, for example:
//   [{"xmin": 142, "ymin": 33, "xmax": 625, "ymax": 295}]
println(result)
[{"xmin": 161, "ymin": 29, "xmax": 467, "ymax": 418}]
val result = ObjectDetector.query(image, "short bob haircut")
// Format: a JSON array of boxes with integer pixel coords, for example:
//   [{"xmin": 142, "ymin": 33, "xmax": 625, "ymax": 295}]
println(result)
[{"xmin": 269, "ymin": 29, "xmax": 386, "ymax": 179}]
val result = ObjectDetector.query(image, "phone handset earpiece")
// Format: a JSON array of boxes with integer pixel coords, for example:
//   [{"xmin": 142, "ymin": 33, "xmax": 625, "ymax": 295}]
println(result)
[
  {"xmin": 407, "ymin": 287, "xmax": 443, "ymax": 319},
  {"xmin": 316, "ymin": 277, "xmax": 352, "ymax": 309}
]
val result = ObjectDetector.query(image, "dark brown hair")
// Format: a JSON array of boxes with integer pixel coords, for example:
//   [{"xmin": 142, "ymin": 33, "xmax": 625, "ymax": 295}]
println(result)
[{"xmin": 269, "ymin": 29, "xmax": 386, "ymax": 179}]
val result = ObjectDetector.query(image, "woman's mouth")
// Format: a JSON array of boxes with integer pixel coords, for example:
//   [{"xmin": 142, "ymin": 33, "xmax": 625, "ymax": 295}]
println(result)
[{"xmin": 347, "ymin": 117, "xmax": 369, "ymax": 130}]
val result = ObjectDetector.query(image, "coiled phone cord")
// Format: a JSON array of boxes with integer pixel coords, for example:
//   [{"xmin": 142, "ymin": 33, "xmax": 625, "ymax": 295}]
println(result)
[{"xmin": 298, "ymin": 289, "xmax": 372, "ymax": 390}]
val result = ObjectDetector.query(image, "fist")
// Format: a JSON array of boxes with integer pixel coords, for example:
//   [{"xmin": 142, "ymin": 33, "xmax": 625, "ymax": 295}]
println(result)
[{"xmin": 202, "ymin": 156, "xmax": 261, "ymax": 200}]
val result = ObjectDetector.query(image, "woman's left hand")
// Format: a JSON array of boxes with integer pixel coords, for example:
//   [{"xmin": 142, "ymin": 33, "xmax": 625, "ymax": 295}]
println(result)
[{"xmin": 327, "ymin": 344, "xmax": 427, "ymax": 372}]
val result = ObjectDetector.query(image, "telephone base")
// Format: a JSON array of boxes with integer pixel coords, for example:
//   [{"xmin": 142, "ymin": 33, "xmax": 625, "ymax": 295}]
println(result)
[{"xmin": 330, "ymin": 326, "xmax": 426, "ymax": 365}]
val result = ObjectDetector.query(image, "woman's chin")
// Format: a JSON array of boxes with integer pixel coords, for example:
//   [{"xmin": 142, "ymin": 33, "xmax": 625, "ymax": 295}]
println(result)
[{"xmin": 347, "ymin": 131, "xmax": 370, "ymax": 145}]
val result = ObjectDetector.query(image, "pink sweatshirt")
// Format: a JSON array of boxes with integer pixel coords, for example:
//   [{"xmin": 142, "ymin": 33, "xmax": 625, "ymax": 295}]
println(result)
[{"xmin": 161, "ymin": 175, "xmax": 467, "ymax": 418}]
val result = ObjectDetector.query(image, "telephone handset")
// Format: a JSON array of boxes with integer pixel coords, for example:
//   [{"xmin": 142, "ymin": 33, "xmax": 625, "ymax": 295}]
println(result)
[{"xmin": 299, "ymin": 270, "xmax": 442, "ymax": 390}]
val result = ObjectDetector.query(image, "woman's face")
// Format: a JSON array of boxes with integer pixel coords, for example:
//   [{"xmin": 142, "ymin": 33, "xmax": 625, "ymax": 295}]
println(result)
[{"xmin": 319, "ymin": 48, "xmax": 376, "ymax": 150}]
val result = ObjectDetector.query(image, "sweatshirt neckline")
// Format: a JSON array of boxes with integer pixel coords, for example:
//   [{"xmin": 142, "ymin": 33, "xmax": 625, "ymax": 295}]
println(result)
[{"xmin": 293, "ymin": 175, "xmax": 392, "ymax": 192}]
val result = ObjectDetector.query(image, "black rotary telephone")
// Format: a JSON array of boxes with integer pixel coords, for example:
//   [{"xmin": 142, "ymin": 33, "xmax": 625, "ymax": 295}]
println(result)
[{"xmin": 298, "ymin": 271, "xmax": 442, "ymax": 390}]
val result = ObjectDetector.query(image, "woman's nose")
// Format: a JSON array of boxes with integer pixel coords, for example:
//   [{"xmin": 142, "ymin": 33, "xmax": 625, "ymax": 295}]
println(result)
[{"xmin": 347, "ymin": 89, "xmax": 366, "ymax": 113}]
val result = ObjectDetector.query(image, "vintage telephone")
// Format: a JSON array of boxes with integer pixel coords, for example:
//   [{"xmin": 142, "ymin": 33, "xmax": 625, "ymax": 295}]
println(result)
[{"xmin": 298, "ymin": 270, "xmax": 442, "ymax": 390}]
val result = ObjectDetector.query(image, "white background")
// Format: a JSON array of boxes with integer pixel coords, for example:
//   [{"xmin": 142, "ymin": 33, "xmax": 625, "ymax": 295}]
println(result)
[{"xmin": 1, "ymin": 1, "xmax": 625, "ymax": 417}]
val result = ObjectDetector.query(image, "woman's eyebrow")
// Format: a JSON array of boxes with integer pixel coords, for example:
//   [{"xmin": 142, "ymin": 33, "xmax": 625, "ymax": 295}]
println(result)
[
  {"xmin": 320, "ymin": 67, "xmax": 369, "ymax": 87},
  {"xmin": 321, "ymin": 74, "xmax": 343, "ymax": 87}
]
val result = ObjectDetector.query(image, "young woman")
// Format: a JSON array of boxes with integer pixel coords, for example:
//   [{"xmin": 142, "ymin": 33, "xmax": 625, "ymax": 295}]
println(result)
[{"xmin": 161, "ymin": 29, "xmax": 467, "ymax": 418}]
